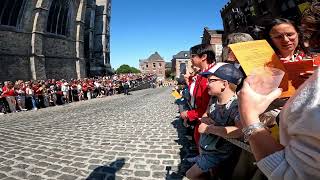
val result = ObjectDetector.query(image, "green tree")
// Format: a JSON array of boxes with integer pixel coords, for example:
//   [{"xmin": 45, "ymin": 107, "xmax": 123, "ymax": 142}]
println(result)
[
  {"xmin": 165, "ymin": 69, "xmax": 175, "ymax": 80},
  {"xmin": 116, "ymin": 64, "xmax": 141, "ymax": 74}
]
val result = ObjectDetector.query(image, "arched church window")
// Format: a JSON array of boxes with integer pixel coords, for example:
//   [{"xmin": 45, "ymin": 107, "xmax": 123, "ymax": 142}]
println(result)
[
  {"xmin": 0, "ymin": 0, "xmax": 25, "ymax": 27},
  {"xmin": 47, "ymin": 0, "xmax": 71, "ymax": 36}
]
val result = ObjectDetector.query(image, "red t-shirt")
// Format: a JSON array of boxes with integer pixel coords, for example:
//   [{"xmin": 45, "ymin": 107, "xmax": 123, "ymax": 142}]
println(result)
[
  {"xmin": 33, "ymin": 86, "xmax": 42, "ymax": 95},
  {"xmin": 2, "ymin": 86, "xmax": 15, "ymax": 97},
  {"xmin": 82, "ymin": 84, "xmax": 88, "ymax": 92}
]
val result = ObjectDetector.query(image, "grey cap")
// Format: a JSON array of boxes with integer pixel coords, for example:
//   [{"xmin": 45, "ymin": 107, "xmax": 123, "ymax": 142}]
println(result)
[{"xmin": 227, "ymin": 33, "xmax": 254, "ymax": 44}]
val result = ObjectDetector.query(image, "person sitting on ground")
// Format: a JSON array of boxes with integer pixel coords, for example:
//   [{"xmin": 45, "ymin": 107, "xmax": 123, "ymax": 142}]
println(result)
[
  {"xmin": 238, "ymin": 2, "xmax": 320, "ymax": 180},
  {"xmin": 186, "ymin": 63, "xmax": 244, "ymax": 180}
]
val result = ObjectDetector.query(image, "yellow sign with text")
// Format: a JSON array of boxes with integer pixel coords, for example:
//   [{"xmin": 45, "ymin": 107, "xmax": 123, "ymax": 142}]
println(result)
[{"xmin": 228, "ymin": 40, "xmax": 313, "ymax": 97}]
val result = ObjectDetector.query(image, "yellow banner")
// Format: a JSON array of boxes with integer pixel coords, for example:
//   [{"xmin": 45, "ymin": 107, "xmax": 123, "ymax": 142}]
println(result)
[{"xmin": 171, "ymin": 90, "xmax": 182, "ymax": 99}]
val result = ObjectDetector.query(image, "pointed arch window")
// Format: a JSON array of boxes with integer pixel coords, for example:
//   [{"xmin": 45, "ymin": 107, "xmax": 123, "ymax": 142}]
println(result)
[
  {"xmin": 47, "ymin": 0, "xmax": 71, "ymax": 36},
  {"xmin": 0, "ymin": 0, "xmax": 25, "ymax": 27}
]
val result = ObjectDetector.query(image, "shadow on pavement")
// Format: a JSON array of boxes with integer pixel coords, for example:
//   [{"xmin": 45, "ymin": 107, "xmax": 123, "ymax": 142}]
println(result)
[
  {"xmin": 86, "ymin": 158, "xmax": 125, "ymax": 180},
  {"xmin": 165, "ymin": 118, "xmax": 197, "ymax": 180}
]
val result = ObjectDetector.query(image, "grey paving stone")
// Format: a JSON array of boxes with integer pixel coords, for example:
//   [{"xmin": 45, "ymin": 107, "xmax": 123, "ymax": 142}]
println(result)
[
  {"xmin": 116, "ymin": 168, "xmax": 134, "ymax": 176},
  {"xmin": 146, "ymin": 159, "xmax": 161, "ymax": 165},
  {"xmin": 35, "ymin": 161, "xmax": 51, "ymax": 168},
  {"xmin": 28, "ymin": 167, "xmax": 46, "ymax": 174},
  {"xmin": 0, "ymin": 166, "xmax": 12, "ymax": 172},
  {"xmin": 152, "ymin": 171, "xmax": 167, "ymax": 178},
  {"xmin": 2, "ymin": 160, "xmax": 15, "ymax": 166},
  {"xmin": 73, "ymin": 157, "xmax": 89, "ymax": 162},
  {"xmin": 88, "ymin": 159, "xmax": 102, "ymax": 164},
  {"xmin": 157, "ymin": 154, "xmax": 171, "ymax": 159},
  {"xmin": 134, "ymin": 170, "xmax": 151, "ymax": 177},
  {"xmin": 0, "ymin": 173, "xmax": 7, "ymax": 179},
  {"xmin": 133, "ymin": 164, "xmax": 147, "ymax": 170},
  {"xmin": 3, "ymin": 177, "xmax": 20, "ymax": 180},
  {"xmin": 70, "ymin": 162, "xmax": 87, "ymax": 168},
  {"xmin": 74, "ymin": 169, "xmax": 90, "ymax": 177},
  {"xmin": 10, "ymin": 170, "xmax": 28, "ymax": 179},
  {"xmin": 57, "ymin": 174, "xmax": 78, "ymax": 180},
  {"xmin": 46, "ymin": 164, "xmax": 62, "ymax": 170},
  {"xmin": 126, "ymin": 177, "xmax": 143, "ymax": 180},
  {"xmin": 61, "ymin": 167, "xmax": 78, "ymax": 174},
  {"xmin": 26, "ymin": 174, "xmax": 43, "ymax": 180},
  {"xmin": 150, "ymin": 165, "xmax": 165, "ymax": 171},
  {"xmin": 162, "ymin": 160, "xmax": 175, "ymax": 165},
  {"xmin": 43, "ymin": 170, "xmax": 60, "ymax": 177}
]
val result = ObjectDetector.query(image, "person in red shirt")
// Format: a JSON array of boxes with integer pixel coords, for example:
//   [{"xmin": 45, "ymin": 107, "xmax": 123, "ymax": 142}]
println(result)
[
  {"xmin": 1, "ymin": 81, "xmax": 17, "ymax": 112},
  {"xmin": 180, "ymin": 44, "xmax": 216, "ymax": 152}
]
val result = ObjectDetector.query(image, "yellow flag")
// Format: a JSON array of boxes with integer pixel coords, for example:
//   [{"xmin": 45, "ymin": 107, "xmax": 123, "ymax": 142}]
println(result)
[{"xmin": 171, "ymin": 90, "xmax": 182, "ymax": 99}]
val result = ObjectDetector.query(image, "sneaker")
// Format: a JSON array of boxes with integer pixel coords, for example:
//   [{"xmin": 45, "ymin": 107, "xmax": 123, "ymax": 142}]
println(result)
[
  {"xmin": 32, "ymin": 108, "xmax": 38, "ymax": 111},
  {"xmin": 185, "ymin": 156, "xmax": 199, "ymax": 163}
]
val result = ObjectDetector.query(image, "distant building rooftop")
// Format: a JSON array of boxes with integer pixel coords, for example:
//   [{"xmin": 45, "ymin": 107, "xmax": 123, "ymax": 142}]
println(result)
[
  {"xmin": 147, "ymin": 52, "xmax": 164, "ymax": 61},
  {"xmin": 173, "ymin": 51, "xmax": 190, "ymax": 59}
]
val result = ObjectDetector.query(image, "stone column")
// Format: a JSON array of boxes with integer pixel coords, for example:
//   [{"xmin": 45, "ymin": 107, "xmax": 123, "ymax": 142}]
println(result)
[
  {"xmin": 94, "ymin": 0, "xmax": 112, "ymax": 75},
  {"xmin": 30, "ymin": 0, "xmax": 49, "ymax": 80},
  {"xmin": 84, "ymin": 0, "xmax": 96, "ymax": 76},
  {"xmin": 75, "ymin": 0, "xmax": 87, "ymax": 79}
]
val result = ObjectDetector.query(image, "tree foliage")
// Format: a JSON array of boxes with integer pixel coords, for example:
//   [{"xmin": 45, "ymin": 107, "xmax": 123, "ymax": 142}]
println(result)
[
  {"xmin": 116, "ymin": 64, "xmax": 141, "ymax": 74},
  {"xmin": 165, "ymin": 69, "xmax": 175, "ymax": 80}
]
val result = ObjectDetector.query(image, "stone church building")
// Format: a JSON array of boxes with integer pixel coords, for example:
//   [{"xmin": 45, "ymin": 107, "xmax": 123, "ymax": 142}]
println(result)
[{"xmin": 0, "ymin": 0, "xmax": 111, "ymax": 81}]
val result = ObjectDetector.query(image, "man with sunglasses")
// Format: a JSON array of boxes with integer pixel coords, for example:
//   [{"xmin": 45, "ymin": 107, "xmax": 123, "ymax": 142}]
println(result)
[{"xmin": 180, "ymin": 44, "xmax": 216, "ymax": 154}]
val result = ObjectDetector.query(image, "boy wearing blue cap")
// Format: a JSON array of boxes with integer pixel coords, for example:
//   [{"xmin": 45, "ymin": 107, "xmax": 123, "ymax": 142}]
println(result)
[{"xmin": 186, "ymin": 63, "xmax": 244, "ymax": 180}]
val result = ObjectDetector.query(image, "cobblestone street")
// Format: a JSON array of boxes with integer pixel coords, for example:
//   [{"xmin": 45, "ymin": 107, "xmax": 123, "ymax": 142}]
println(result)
[{"xmin": 0, "ymin": 87, "xmax": 193, "ymax": 180}]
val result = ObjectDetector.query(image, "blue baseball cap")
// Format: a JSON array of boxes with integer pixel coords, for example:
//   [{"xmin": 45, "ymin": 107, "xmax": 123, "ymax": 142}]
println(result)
[{"xmin": 200, "ymin": 63, "xmax": 244, "ymax": 85}]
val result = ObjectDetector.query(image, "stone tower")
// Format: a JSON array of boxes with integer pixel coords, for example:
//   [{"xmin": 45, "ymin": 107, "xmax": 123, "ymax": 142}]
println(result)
[{"xmin": 84, "ymin": 0, "xmax": 112, "ymax": 77}]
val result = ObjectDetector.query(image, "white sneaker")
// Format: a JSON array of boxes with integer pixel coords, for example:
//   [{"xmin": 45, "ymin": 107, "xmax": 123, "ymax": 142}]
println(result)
[{"xmin": 185, "ymin": 156, "xmax": 198, "ymax": 163}]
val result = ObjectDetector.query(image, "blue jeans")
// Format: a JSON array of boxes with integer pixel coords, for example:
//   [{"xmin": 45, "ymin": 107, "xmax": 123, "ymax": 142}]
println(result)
[{"xmin": 30, "ymin": 96, "xmax": 37, "ymax": 109}]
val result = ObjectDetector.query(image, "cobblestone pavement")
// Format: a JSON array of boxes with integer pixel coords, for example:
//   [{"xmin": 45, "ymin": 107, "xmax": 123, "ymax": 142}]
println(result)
[{"xmin": 0, "ymin": 87, "xmax": 194, "ymax": 180}]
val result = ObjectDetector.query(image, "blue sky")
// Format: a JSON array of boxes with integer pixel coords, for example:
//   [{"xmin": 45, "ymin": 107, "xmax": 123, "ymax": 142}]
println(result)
[{"xmin": 110, "ymin": 0, "xmax": 229, "ymax": 69}]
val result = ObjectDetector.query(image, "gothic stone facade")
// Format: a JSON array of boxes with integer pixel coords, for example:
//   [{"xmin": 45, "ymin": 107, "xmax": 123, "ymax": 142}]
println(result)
[{"xmin": 0, "ymin": 0, "xmax": 111, "ymax": 81}]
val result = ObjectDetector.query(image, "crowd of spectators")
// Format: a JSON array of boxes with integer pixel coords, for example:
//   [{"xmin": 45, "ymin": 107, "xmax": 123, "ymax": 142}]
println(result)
[
  {"xmin": 0, "ymin": 73, "xmax": 157, "ymax": 114},
  {"xmin": 174, "ymin": 2, "xmax": 320, "ymax": 180}
]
